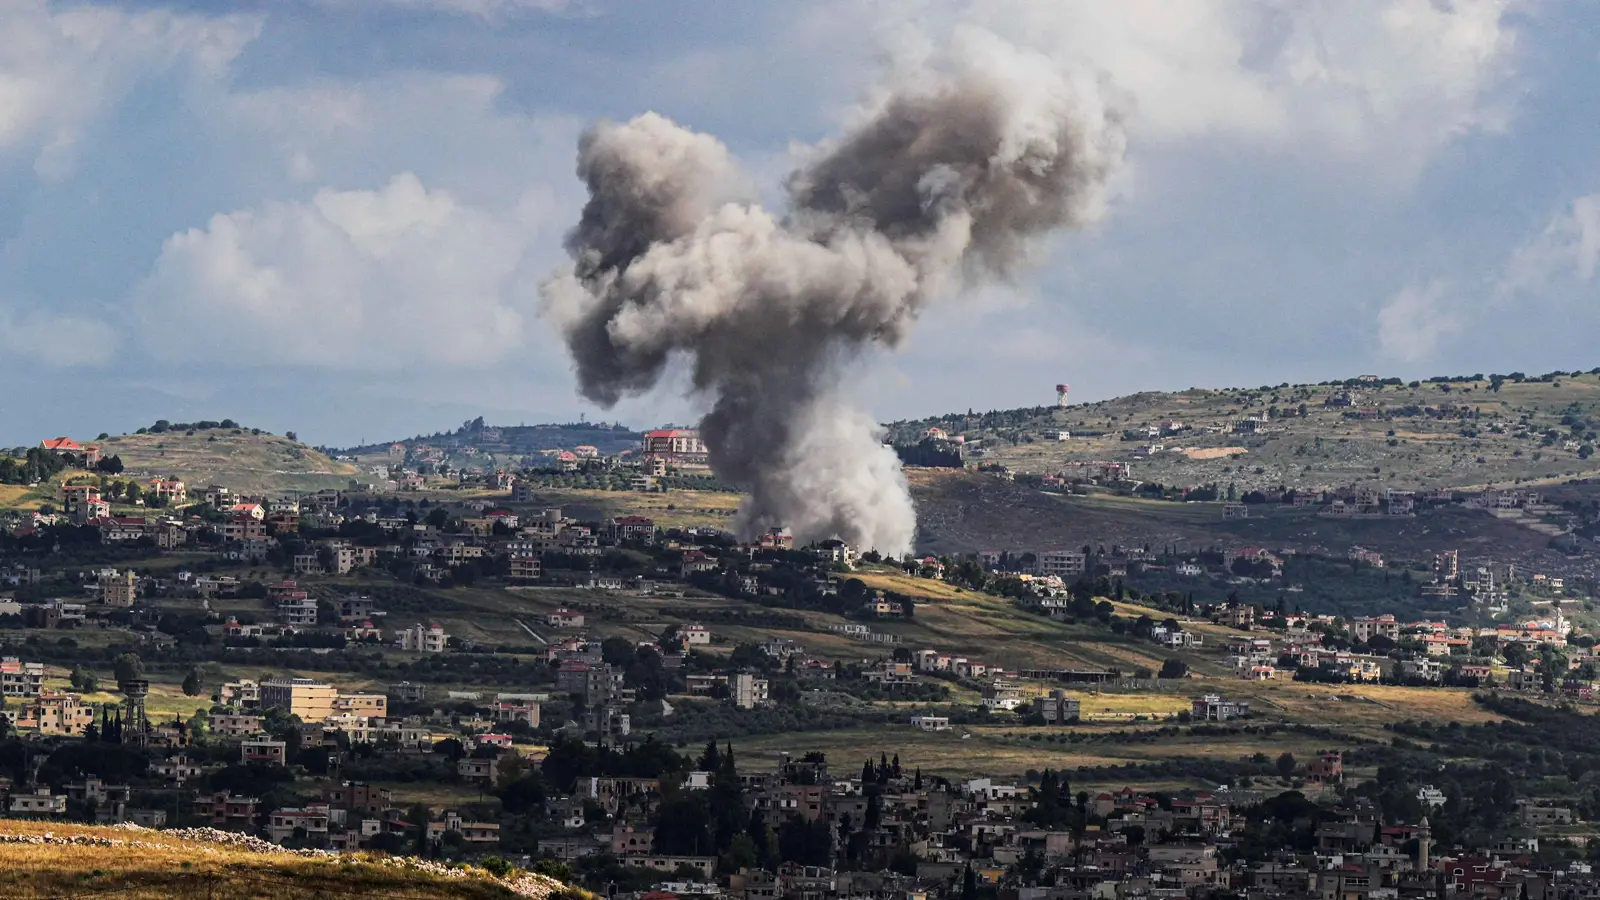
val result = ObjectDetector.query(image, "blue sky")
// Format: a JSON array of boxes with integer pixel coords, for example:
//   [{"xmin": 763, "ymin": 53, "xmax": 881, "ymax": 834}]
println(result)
[{"xmin": 1, "ymin": 0, "xmax": 1597, "ymax": 447}]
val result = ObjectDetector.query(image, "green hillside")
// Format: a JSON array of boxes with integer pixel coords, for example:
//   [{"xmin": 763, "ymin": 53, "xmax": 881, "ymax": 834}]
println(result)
[{"xmin": 906, "ymin": 467, "xmax": 1558, "ymax": 562}]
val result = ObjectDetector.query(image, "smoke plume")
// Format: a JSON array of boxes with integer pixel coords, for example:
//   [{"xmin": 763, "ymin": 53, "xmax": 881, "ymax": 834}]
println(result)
[{"xmin": 542, "ymin": 27, "xmax": 1125, "ymax": 555}]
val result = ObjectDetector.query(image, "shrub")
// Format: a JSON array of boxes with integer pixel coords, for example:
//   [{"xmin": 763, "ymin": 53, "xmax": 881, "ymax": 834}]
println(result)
[
  {"xmin": 482, "ymin": 857, "xmax": 514, "ymax": 878},
  {"xmin": 533, "ymin": 859, "xmax": 575, "ymax": 882}
]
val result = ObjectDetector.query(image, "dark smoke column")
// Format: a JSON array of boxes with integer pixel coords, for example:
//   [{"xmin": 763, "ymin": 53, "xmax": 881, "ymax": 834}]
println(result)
[{"xmin": 542, "ymin": 28, "xmax": 1125, "ymax": 555}]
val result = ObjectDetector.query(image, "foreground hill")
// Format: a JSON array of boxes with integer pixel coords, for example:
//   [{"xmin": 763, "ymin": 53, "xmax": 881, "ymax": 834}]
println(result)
[
  {"xmin": 95, "ymin": 429, "xmax": 360, "ymax": 494},
  {"xmin": 893, "ymin": 370, "xmax": 1600, "ymax": 493},
  {"xmin": 0, "ymin": 821, "xmax": 564, "ymax": 899}
]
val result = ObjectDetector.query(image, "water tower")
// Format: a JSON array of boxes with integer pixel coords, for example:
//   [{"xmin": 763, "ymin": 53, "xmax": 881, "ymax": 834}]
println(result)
[
  {"xmin": 120, "ymin": 678, "xmax": 150, "ymax": 745},
  {"xmin": 1056, "ymin": 384, "xmax": 1070, "ymax": 408}
]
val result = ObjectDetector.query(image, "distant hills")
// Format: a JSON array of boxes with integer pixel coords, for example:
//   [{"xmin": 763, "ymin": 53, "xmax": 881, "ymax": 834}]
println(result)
[
  {"xmin": 337, "ymin": 417, "xmax": 644, "ymax": 459},
  {"xmin": 890, "ymin": 369, "xmax": 1600, "ymax": 494}
]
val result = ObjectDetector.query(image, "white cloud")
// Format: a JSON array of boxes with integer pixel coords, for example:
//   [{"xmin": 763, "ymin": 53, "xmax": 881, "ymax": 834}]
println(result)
[
  {"xmin": 1499, "ymin": 194, "xmax": 1600, "ymax": 298},
  {"xmin": 324, "ymin": 0, "xmax": 582, "ymax": 19},
  {"xmin": 134, "ymin": 173, "xmax": 557, "ymax": 369},
  {"xmin": 0, "ymin": 305, "xmax": 116, "ymax": 367},
  {"xmin": 889, "ymin": 0, "xmax": 1520, "ymax": 173},
  {"xmin": 225, "ymin": 74, "xmax": 583, "ymax": 205},
  {"xmin": 0, "ymin": 1, "xmax": 258, "ymax": 178},
  {"xmin": 1377, "ymin": 279, "xmax": 1460, "ymax": 362}
]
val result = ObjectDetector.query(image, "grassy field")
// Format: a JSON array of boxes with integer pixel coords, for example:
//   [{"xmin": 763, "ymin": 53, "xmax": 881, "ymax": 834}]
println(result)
[
  {"xmin": 0, "ymin": 482, "xmax": 44, "ymax": 510},
  {"xmin": 1229, "ymin": 681, "xmax": 1500, "ymax": 738},
  {"xmin": 733, "ymin": 722, "xmax": 1341, "ymax": 783},
  {"xmin": 504, "ymin": 486, "xmax": 742, "ymax": 531},
  {"xmin": 0, "ymin": 821, "xmax": 556, "ymax": 899}
]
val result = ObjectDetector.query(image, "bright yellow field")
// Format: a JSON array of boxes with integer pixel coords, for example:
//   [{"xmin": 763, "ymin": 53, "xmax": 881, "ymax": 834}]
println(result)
[
  {"xmin": 0, "ymin": 821, "xmax": 559, "ymax": 899},
  {"xmin": 852, "ymin": 571, "xmax": 977, "ymax": 602},
  {"xmin": 1234, "ymin": 681, "xmax": 1499, "ymax": 732},
  {"xmin": 0, "ymin": 482, "xmax": 45, "ymax": 510}
]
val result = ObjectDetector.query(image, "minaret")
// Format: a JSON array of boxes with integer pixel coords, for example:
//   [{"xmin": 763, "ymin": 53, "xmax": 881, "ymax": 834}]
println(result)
[{"xmin": 1416, "ymin": 816, "xmax": 1431, "ymax": 872}]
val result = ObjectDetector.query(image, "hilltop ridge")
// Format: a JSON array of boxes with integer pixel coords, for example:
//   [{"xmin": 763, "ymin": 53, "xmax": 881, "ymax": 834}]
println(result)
[
  {"xmin": 891, "ymin": 368, "xmax": 1600, "ymax": 493},
  {"xmin": 92, "ymin": 428, "xmax": 360, "ymax": 494}
]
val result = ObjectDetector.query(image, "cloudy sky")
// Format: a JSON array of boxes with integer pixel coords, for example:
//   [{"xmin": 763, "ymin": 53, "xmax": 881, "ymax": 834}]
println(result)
[{"xmin": 0, "ymin": 0, "xmax": 1595, "ymax": 447}]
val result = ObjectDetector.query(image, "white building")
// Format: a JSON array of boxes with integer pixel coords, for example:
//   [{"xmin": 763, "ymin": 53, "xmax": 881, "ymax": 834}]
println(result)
[
  {"xmin": 730, "ymin": 672, "xmax": 768, "ymax": 710},
  {"xmin": 397, "ymin": 623, "xmax": 448, "ymax": 653}
]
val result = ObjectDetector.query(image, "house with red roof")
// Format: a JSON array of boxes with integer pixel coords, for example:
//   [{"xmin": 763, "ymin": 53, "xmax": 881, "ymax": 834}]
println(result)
[
  {"xmin": 642, "ymin": 428, "xmax": 708, "ymax": 464},
  {"xmin": 484, "ymin": 508, "xmax": 519, "ymax": 529},
  {"xmin": 230, "ymin": 502, "xmax": 265, "ymax": 521}
]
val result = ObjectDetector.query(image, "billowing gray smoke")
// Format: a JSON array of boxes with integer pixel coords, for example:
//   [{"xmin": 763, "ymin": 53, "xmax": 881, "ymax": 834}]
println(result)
[{"xmin": 542, "ymin": 28, "xmax": 1125, "ymax": 555}]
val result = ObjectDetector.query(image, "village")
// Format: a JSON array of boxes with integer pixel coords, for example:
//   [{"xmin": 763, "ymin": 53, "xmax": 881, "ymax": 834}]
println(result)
[{"xmin": 0, "ymin": 424, "xmax": 1597, "ymax": 898}]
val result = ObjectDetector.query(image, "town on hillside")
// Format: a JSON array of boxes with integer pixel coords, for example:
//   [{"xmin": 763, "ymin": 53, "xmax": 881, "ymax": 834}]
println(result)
[{"xmin": 3, "ymin": 417, "xmax": 1600, "ymax": 899}]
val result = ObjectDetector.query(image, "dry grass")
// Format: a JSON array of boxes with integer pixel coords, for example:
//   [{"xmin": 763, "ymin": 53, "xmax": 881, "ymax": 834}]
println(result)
[
  {"xmin": 92, "ymin": 431, "xmax": 359, "ymax": 494},
  {"xmin": 505, "ymin": 486, "xmax": 743, "ymax": 531},
  {"xmin": 733, "ymin": 723, "xmax": 1341, "ymax": 782},
  {"xmin": 851, "ymin": 571, "xmax": 976, "ymax": 603},
  {"xmin": 0, "ymin": 482, "xmax": 44, "ymax": 510},
  {"xmin": 0, "ymin": 821, "xmax": 528, "ymax": 899},
  {"xmin": 1182, "ymin": 447, "xmax": 1248, "ymax": 460},
  {"xmin": 1228, "ymin": 680, "xmax": 1496, "ymax": 737}
]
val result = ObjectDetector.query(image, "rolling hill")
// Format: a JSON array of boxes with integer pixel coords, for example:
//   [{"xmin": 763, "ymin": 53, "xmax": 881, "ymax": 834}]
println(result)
[{"xmin": 94, "ymin": 429, "xmax": 361, "ymax": 494}]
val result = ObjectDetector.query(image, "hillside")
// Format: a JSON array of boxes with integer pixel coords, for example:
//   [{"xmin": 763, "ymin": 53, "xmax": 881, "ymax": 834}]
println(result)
[
  {"xmin": 95, "ymin": 429, "xmax": 360, "ymax": 494},
  {"xmin": 892, "ymin": 371, "xmax": 1600, "ymax": 493},
  {"xmin": 907, "ymin": 468, "xmax": 1559, "ymax": 565},
  {"xmin": 344, "ymin": 420, "xmax": 644, "ymax": 467},
  {"xmin": 0, "ymin": 821, "xmax": 565, "ymax": 899}
]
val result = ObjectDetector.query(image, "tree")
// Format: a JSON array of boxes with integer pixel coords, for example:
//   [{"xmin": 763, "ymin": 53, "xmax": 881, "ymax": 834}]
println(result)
[
  {"xmin": 1276, "ymin": 752, "xmax": 1297, "ymax": 780},
  {"xmin": 124, "ymin": 481, "xmax": 143, "ymax": 505},
  {"xmin": 1159, "ymin": 658, "xmax": 1188, "ymax": 680},
  {"xmin": 182, "ymin": 667, "xmax": 204, "ymax": 697},
  {"xmin": 602, "ymin": 636, "xmax": 636, "ymax": 667},
  {"xmin": 112, "ymin": 653, "xmax": 143, "ymax": 686},
  {"xmin": 1503, "ymin": 643, "xmax": 1530, "ymax": 668},
  {"xmin": 1540, "ymin": 644, "xmax": 1570, "ymax": 692}
]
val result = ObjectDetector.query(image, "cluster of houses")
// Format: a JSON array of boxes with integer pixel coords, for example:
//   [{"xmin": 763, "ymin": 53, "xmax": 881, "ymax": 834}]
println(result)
[
  {"xmin": 516, "ymin": 755, "xmax": 1589, "ymax": 900},
  {"xmin": 1199, "ymin": 604, "xmax": 1592, "ymax": 691},
  {"xmin": 0, "ymin": 664, "xmax": 553, "ymax": 846}
]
